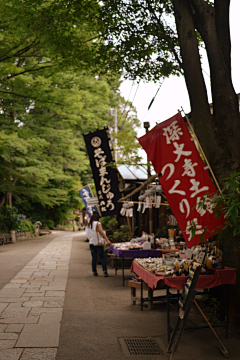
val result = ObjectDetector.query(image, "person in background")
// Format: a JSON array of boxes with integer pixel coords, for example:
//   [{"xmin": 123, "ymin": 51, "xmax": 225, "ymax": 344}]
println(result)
[{"xmin": 85, "ymin": 212, "xmax": 111, "ymax": 277}]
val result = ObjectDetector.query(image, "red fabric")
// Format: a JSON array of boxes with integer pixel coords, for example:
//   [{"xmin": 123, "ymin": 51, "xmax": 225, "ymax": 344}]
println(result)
[
  {"xmin": 131, "ymin": 261, "xmax": 236, "ymax": 291},
  {"xmin": 138, "ymin": 113, "xmax": 224, "ymax": 247}
]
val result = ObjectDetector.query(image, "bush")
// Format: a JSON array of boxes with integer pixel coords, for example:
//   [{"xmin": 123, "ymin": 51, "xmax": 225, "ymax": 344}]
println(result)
[
  {"xmin": 0, "ymin": 206, "xmax": 35, "ymax": 233},
  {"xmin": 47, "ymin": 219, "xmax": 55, "ymax": 230}
]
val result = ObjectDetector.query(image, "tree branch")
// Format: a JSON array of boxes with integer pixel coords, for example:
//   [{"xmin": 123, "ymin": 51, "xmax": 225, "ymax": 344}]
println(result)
[
  {"xmin": 0, "ymin": 195, "xmax": 5, "ymax": 208},
  {"xmin": 0, "ymin": 90, "xmax": 67, "ymax": 106},
  {"xmin": 0, "ymin": 38, "xmax": 40, "ymax": 63},
  {"xmin": 214, "ymin": 0, "xmax": 231, "ymax": 70},
  {"xmin": 145, "ymin": 0, "xmax": 183, "ymax": 69},
  {"xmin": 6, "ymin": 65, "xmax": 54, "ymax": 79}
]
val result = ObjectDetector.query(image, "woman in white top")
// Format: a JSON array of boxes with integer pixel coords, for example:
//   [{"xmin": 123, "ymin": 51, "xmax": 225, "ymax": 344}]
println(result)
[{"xmin": 85, "ymin": 212, "xmax": 111, "ymax": 277}]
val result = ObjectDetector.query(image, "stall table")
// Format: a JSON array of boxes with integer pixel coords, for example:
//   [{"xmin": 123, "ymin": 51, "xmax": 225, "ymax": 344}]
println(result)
[
  {"xmin": 131, "ymin": 260, "xmax": 236, "ymax": 341},
  {"xmin": 108, "ymin": 245, "xmax": 161, "ymax": 286}
]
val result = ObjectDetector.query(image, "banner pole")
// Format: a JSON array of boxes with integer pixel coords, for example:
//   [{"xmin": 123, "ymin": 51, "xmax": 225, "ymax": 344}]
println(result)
[
  {"xmin": 88, "ymin": 183, "xmax": 101, "ymax": 216},
  {"xmin": 180, "ymin": 108, "xmax": 222, "ymax": 195},
  {"xmin": 117, "ymin": 173, "xmax": 132, "ymax": 238}
]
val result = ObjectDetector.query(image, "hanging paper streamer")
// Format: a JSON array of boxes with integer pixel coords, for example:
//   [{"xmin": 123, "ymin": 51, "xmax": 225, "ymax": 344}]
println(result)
[
  {"xmin": 137, "ymin": 201, "xmax": 142, "ymax": 212},
  {"xmin": 142, "ymin": 202, "xmax": 146, "ymax": 213},
  {"xmin": 120, "ymin": 207, "xmax": 126, "ymax": 216},
  {"xmin": 155, "ymin": 195, "xmax": 161, "ymax": 208},
  {"xmin": 145, "ymin": 196, "xmax": 150, "ymax": 208},
  {"xmin": 128, "ymin": 208, "xmax": 133, "ymax": 217}
]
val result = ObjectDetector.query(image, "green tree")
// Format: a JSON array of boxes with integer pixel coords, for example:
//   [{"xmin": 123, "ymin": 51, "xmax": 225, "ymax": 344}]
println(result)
[{"xmin": 98, "ymin": 0, "xmax": 240, "ymax": 304}]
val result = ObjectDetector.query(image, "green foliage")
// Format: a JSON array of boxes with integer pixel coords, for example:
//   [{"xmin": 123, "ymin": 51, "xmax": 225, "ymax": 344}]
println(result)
[
  {"xmin": 198, "ymin": 295, "xmax": 219, "ymax": 323},
  {"xmin": 99, "ymin": 0, "xmax": 181, "ymax": 82},
  {"xmin": 213, "ymin": 172, "xmax": 240, "ymax": 239},
  {"xmin": 186, "ymin": 172, "xmax": 240, "ymax": 241},
  {"xmin": 0, "ymin": 205, "xmax": 35, "ymax": 233},
  {"xmin": 0, "ymin": 0, "xmax": 141, "ymax": 226},
  {"xmin": 47, "ymin": 219, "xmax": 55, "ymax": 230},
  {"xmin": 100, "ymin": 215, "xmax": 130, "ymax": 242},
  {"xmin": 100, "ymin": 216, "xmax": 118, "ymax": 233},
  {"xmin": 112, "ymin": 225, "xmax": 131, "ymax": 243}
]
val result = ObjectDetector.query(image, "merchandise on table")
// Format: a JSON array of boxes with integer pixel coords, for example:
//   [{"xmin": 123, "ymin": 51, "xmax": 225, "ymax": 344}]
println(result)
[
  {"xmin": 134, "ymin": 242, "xmax": 224, "ymax": 277},
  {"xmin": 111, "ymin": 238, "xmax": 144, "ymax": 250}
]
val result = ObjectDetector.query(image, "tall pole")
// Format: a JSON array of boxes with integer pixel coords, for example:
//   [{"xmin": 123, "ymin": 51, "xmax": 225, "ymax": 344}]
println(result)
[
  {"xmin": 114, "ymin": 107, "xmax": 118, "ymax": 163},
  {"xmin": 143, "ymin": 122, "xmax": 153, "ymax": 234}
]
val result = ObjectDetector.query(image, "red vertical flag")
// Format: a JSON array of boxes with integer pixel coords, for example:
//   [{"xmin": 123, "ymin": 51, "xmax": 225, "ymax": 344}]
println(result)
[{"xmin": 138, "ymin": 113, "xmax": 224, "ymax": 247}]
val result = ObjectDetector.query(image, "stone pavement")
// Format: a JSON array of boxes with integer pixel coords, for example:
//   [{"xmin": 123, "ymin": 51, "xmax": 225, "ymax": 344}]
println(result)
[
  {"xmin": 0, "ymin": 231, "xmax": 239, "ymax": 360},
  {"xmin": 0, "ymin": 232, "xmax": 78, "ymax": 360}
]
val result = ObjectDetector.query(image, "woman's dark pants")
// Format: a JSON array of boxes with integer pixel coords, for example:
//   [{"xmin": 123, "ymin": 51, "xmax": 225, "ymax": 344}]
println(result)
[{"xmin": 90, "ymin": 244, "xmax": 107, "ymax": 273}]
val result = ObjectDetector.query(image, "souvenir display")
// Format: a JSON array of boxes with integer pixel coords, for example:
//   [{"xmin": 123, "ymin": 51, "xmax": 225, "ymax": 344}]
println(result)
[{"xmin": 134, "ymin": 240, "xmax": 224, "ymax": 277}]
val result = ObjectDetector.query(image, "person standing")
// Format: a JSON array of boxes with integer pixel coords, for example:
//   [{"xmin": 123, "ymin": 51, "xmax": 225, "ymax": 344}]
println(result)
[{"xmin": 85, "ymin": 212, "xmax": 111, "ymax": 277}]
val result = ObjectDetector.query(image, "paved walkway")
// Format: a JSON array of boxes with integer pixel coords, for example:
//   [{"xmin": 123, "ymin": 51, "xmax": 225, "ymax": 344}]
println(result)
[
  {"xmin": 0, "ymin": 232, "xmax": 77, "ymax": 360},
  {"xmin": 0, "ymin": 231, "xmax": 239, "ymax": 360}
]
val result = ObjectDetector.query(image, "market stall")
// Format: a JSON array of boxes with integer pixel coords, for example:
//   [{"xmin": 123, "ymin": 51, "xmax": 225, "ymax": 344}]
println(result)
[
  {"xmin": 108, "ymin": 241, "xmax": 161, "ymax": 286},
  {"xmin": 131, "ymin": 258, "xmax": 236, "ymax": 342}
]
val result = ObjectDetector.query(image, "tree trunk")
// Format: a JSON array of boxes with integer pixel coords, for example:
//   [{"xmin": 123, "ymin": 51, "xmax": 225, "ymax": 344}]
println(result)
[
  {"xmin": 5, "ymin": 191, "xmax": 12, "ymax": 207},
  {"xmin": 173, "ymin": 0, "xmax": 240, "ymax": 185},
  {"xmin": 172, "ymin": 0, "xmax": 219, "ymax": 170},
  {"xmin": 173, "ymin": 0, "xmax": 240, "ymax": 312},
  {"xmin": 0, "ymin": 196, "xmax": 5, "ymax": 208},
  {"xmin": 191, "ymin": 0, "xmax": 240, "ymax": 182}
]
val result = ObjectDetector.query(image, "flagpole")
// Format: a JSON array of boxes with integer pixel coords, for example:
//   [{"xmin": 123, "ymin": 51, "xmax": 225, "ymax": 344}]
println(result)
[
  {"xmin": 88, "ymin": 183, "xmax": 101, "ymax": 216},
  {"xmin": 179, "ymin": 108, "xmax": 222, "ymax": 194}
]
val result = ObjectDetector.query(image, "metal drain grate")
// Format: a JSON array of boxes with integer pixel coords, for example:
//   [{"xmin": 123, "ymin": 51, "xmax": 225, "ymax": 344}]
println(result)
[{"xmin": 124, "ymin": 338, "xmax": 164, "ymax": 356}]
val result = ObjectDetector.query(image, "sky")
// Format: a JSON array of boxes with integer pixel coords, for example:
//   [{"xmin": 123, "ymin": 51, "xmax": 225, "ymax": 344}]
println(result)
[{"xmin": 119, "ymin": 0, "xmax": 240, "ymax": 146}]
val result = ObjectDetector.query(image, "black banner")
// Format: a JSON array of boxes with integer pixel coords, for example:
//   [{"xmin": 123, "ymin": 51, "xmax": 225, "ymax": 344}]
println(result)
[{"xmin": 83, "ymin": 128, "xmax": 122, "ymax": 217}]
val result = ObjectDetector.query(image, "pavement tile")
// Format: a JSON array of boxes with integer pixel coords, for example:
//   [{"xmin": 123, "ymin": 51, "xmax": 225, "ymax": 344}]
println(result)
[
  {"xmin": 40, "ymin": 286, "xmax": 66, "ymax": 291},
  {"xmin": 12, "ymin": 278, "xmax": 32, "ymax": 281},
  {"xmin": 30, "ymin": 296, "xmax": 64, "ymax": 302},
  {"xmin": 20, "ymin": 285, "xmax": 40, "ymax": 289},
  {"xmin": 43, "ymin": 299, "xmax": 64, "ymax": 308},
  {"xmin": 0, "ymin": 316, "xmax": 39, "ymax": 324},
  {"xmin": 27, "ymin": 263, "xmax": 44, "ymax": 266},
  {"xmin": 5, "ymin": 324, "xmax": 24, "ymax": 333},
  {"xmin": 38, "ymin": 312, "xmax": 62, "ymax": 324},
  {"xmin": 29, "ymin": 307, "xmax": 63, "ymax": 316},
  {"xmin": 20, "ymin": 348, "xmax": 57, "ymax": 360},
  {"xmin": 16, "ymin": 323, "xmax": 60, "ymax": 347},
  {"xmin": 33, "ymin": 272, "xmax": 50, "ymax": 276},
  {"xmin": 0, "ymin": 340, "xmax": 16, "ymax": 349},
  {"xmin": 1, "ymin": 307, "xmax": 30, "ymax": 319},
  {"xmin": 0, "ymin": 298, "xmax": 30, "ymax": 303},
  {"xmin": 24, "ymin": 292, "xmax": 45, "ymax": 297},
  {"xmin": 4, "ymin": 284, "xmax": 21, "ymax": 289},
  {"xmin": 0, "ymin": 348, "xmax": 23, "ymax": 360},
  {"xmin": 56, "ymin": 266, "xmax": 68, "ymax": 271},
  {"xmin": 0, "ymin": 289, "xmax": 25, "ymax": 298},
  {"xmin": 0, "ymin": 304, "xmax": 9, "ymax": 315},
  {"xmin": 22, "ymin": 301, "xmax": 43, "ymax": 308},
  {"xmin": 4, "ymin": 304, "xmax": 22, "ymax": 309},
  {"xmin": 45, "ymin": 291, "xmax": 65, "ymax": 297},
  {"xmin": 0, "ymin": 333, "xmax": 18, "ymax": 340},
  {"xmin": 0, "ymin": 325, "xmax": 7, "ymax": 333},
  {"xmin": 33, "ymin": 277, "xmax": 54, "ymax": 281}
]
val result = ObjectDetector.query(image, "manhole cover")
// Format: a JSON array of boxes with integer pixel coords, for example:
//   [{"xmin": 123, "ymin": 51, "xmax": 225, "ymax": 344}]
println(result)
[{"xmin": 124, "ymin": 338, "xmax": 164, "ymax": 356}]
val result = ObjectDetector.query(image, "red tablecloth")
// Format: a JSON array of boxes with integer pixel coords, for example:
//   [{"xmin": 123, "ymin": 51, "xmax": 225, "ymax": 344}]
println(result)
[{"xmin": 131, "ymin": 261, "xmax": 236, "ymax": 291}]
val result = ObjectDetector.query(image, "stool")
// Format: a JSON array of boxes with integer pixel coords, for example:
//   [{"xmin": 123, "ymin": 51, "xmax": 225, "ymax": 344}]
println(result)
[{"xmin": 128, "ymin": 280, "xmax": 153, "ymax": 310}]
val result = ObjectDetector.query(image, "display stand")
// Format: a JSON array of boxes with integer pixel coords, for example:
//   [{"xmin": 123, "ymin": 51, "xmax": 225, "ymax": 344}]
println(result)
[{"xmin": 167, "ymin": 252, "xmax": 205, "ymax": 359}]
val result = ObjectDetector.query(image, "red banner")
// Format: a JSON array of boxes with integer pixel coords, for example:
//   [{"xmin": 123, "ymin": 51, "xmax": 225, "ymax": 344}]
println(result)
[{"xmin": 138, "ymin": 113, "xmax": 224, "ymax": 247}]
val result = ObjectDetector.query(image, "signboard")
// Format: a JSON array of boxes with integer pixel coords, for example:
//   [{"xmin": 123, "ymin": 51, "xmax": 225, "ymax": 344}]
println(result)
[
  {"xmin": 78, "ymin": 185, "xmax": 99, "ymax": 217},
  {"xmin": 138, "ymin": 113, "xmax": 224, "ymax": 247},
  {"xmin": 83, "ymin": 128, "xmax": 122, "ymax": 217}
]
